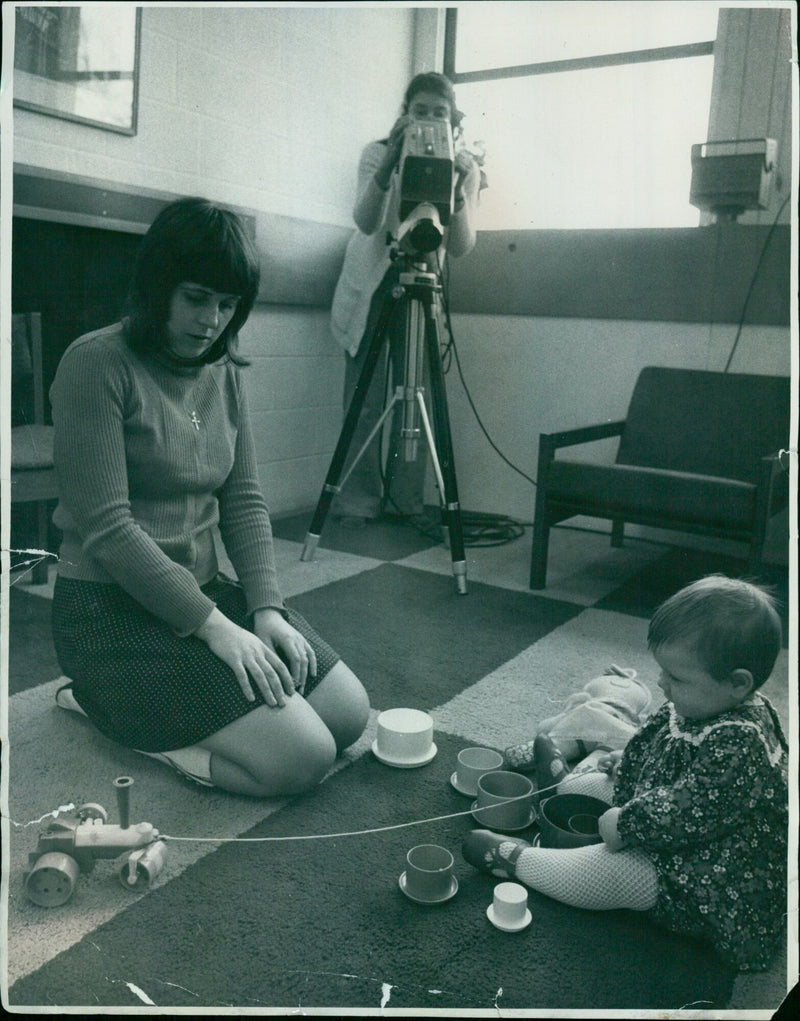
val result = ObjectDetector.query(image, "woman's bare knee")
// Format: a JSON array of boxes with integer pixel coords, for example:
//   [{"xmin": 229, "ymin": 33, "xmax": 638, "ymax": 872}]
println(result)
[
  {"xmin": 275, "ymin": 732, "xmax": 337, "ymax": 792},
  {"xmin": 202, "ymin": 699, "xmax": 337, "ymax": 797},
  {"xmin": 307, "ymin": 661, "xmax": 370, "ymax": 751}
]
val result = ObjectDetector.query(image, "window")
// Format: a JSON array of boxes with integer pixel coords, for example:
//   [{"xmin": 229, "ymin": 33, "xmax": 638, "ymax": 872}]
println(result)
[{"xmin": 445, "ymin": 2, "xmax": 722, "ymax": 229}]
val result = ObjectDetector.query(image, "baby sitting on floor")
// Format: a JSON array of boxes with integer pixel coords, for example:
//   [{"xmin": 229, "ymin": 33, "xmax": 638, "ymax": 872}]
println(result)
[{"xmin": 465, "ymin": 575, "xmax": 789, "ymax": 972}]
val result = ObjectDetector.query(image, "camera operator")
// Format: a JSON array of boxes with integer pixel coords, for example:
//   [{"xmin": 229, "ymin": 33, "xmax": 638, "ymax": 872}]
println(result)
[{"xmin": 330, "ymin": 72, "xmax": 482, "ymax": 528}]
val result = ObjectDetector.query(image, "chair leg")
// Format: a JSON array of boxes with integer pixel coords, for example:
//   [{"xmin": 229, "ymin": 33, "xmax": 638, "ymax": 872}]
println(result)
[
  {"xmin": 530, "ymin": 506, "xmax": 551, "ymax": 589},
  {"xmin": 611, "ymin": 520, "xmax": 624, "ymax": 547},
  {"xmin": 746, "ymin": 535, "xmax": 766, "ymax": 579}
]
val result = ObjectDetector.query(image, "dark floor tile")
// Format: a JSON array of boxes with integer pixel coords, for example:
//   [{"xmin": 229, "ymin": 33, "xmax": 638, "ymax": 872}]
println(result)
[
  {"xmin": 6, "ymin": 587, "xmax": 61, "ymax": 694},
  {"xmin": 595, "ymin": 547, "xmax": 790, "ymax": 642},
  {"xmin": 287, "ymin": 562, "xmax": 584, "ymax": 710},
  {"xmin": 9, "ymin": 729, "xmax": 738, "ymax": 1011}
]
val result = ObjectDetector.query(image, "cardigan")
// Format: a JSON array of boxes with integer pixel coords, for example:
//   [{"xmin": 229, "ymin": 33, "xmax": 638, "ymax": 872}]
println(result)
[{"xmin": 50, "ymin": 322, "xmax": 284, "ymax": 636}]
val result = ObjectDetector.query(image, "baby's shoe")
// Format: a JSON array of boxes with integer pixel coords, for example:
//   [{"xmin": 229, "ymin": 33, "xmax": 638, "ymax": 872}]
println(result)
[
  {"xmin": 462, "ymin": 829, "xmax": 531, "ymax": 878},
  {"xmin": 533, "ymin": 734, "xmax": 570, "ymax": 800}
]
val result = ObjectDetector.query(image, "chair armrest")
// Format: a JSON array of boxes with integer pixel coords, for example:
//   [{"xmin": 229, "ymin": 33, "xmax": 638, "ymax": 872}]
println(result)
[
  {"xmin": 536, "ymin": 420, "xmax": 626, "ymax": 486},
  {"xmin": 541, "ymin": 420, "xmax": 626, "ymax": 452}
]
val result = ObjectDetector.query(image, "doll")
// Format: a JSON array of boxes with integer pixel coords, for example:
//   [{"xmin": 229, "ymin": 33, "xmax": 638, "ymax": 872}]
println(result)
[{"xmin": 504, "ymin": 665, "xmax": 653, "ymax": 772}]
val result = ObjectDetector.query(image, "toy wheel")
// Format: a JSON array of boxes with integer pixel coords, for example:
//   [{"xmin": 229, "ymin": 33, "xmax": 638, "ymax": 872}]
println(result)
[
  {"xmin": 119, "ymin": 841, "xmax": 167, "ymax": 891},
  {"xmin": 25, "ymin": 852, "xmax": 80, "ymax": 907},
  {"xmin": 77, "ymin": 802, "xmax": 108, "ymax": 822}
]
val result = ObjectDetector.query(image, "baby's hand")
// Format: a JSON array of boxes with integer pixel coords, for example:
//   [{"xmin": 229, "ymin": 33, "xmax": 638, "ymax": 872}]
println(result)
[
  {"xmin": 598, "ymin": 806, "xmax": 626, "ymax": 852},
  {"xmin": 596, "ymin": 749, "xmax": 624, "ymax": 780}
]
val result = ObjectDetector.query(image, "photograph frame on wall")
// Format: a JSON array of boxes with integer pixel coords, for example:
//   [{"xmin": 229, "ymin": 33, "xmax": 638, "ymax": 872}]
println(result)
[{"xmin": 13, "ymin": 5, "xmax": 141, "ymax": 136}]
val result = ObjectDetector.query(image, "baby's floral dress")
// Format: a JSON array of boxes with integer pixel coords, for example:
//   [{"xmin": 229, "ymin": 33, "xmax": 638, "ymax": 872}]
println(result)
[{"xmin": 614, "ymin": 693, "xmax": 787, "ymax": 971}]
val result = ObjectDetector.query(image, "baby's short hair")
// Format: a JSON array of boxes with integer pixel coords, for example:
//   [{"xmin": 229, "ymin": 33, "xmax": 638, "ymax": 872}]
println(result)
[{"xmin": 647, "ymin": 575, "xmax": 782, "ymax": 687}]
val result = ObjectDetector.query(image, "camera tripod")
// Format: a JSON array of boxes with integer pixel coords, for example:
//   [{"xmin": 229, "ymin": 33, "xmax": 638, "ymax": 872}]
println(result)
[{"xmin": 301, "ymin": 250, "xmax": 468, "ymax": 594}]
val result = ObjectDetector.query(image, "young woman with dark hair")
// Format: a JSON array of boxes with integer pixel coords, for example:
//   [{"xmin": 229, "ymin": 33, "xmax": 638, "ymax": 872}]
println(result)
[{"xmin": 51, "ymin": 197, "xmax": 370, "ymax": 797}]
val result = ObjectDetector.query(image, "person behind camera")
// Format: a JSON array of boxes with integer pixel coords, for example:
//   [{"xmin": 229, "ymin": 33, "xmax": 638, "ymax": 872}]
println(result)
[
  {"xmin": 330, "ymin": 72, "xmax": 483, "ymax": 527},
  {"xmin": 51, "ymin": 197, "xmax": 370, "ymax": 797}
]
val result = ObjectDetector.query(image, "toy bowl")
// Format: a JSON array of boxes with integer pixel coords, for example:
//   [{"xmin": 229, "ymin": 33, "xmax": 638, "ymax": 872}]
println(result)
[{"xmin": 538, "ymin": 793, "xmax": 607, "ymax": 848}]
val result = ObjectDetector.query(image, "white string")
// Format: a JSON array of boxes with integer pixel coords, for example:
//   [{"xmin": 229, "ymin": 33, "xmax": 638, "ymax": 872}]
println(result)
[{"xmin": 160, "ymin": 772, "xmax": 605, "ymax": 845}]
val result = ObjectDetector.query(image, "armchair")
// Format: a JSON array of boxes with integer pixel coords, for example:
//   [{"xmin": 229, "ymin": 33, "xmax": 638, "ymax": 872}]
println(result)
[
  {"xmin": 10, "ymin": 313, "xmax": 58, "ymax": 584},
  {"xmin": 530, "ymin": 367, "xmax": 791, "ymax": 589}
]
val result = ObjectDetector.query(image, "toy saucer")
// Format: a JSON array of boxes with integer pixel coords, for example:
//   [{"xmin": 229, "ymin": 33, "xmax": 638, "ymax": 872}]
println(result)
[
  {"xmin": 486, "ymin": 904, "xmax": 532, "ymax": 932},
  {"xmin": 449, "ymin": 772, "xmax": 477, "ymax": 797},
  {"xmin": 399, "ymin": 872, "xmax": 458, "ymax": 904},
  {"xmin": 470, "ymin": 801, "xmax": 537, "ymax": 832},
  {"xmin": 372, "ymin": 741, "xmax": 437, "ymax": 769}
]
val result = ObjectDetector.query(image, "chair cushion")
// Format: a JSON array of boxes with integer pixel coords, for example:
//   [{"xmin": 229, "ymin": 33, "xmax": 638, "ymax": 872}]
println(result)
[
  {"xmin": 11, "ymin": 424, "xmax": 55, "ymax": 470},
  {"xmin": 547, "ymin": 460, "xmax": 756, "ymax": 530}
]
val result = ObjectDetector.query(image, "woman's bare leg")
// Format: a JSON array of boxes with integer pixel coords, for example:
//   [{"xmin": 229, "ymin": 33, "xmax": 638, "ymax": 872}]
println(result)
[
  {"xmin": 200, "ymin": 696, "xmax": 337, "ymax": 797},
  {"xmin": 305, "ymin": 660, "xmax": 370, "ymax": 752}
]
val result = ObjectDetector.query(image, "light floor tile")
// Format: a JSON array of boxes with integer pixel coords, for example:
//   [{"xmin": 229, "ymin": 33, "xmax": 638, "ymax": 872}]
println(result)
[
  {"xmin": 430, "ymin": 608, "xmax": 657, "ymax": 751},
  {"xmin": 396, "ymin": 527, "xmax": 664, "ymax": 604},
  {"xmin": 270, "ymin": 538, "xmax": 384, "ymax": 598}
]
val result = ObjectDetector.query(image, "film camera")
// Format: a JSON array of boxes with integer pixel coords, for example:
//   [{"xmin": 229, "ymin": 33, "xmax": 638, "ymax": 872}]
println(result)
[{"xmin": 398, "ymin": 118, "xmax": 455, "ymax": 254}]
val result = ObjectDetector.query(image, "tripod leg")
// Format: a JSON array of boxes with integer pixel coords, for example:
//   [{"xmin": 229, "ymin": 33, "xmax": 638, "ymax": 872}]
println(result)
[
  {"xmin": 301, "ymin": 294, "xmax": 397, "ymax": 561},
  {"xmin": 416, "ymin": 392, "xmax": 446, "ymax": 500},
  {"xmin": 422, "ymin": 300, "xmax": 468, "ymax": 595}
]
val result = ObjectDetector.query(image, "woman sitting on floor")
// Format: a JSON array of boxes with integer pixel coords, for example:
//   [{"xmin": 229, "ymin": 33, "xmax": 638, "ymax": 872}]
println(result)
[{"xmin": 51, "ymin": 196, "xmax": 370, "ymax": 796}]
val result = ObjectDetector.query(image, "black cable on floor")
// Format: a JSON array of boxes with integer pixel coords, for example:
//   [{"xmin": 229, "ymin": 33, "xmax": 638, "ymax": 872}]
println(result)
[{"xmin": 382, "ymin": 492, "xmax": 526, "ymax": 547}]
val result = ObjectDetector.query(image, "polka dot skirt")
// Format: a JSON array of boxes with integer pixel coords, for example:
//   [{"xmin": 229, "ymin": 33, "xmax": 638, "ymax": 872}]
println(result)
[{"xmin": 52, "ymin": 574, "xmax": 340, "ymax": 752}]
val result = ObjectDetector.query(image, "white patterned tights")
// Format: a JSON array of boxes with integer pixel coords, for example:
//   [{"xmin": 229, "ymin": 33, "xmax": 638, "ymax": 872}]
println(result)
[
  {"xmin": 511, "ymin": 761, "xmax": 658, "ymax": 911},
  {"xmin": 512, "ymin": 842, "xmax": 659, "ymax": 911}
]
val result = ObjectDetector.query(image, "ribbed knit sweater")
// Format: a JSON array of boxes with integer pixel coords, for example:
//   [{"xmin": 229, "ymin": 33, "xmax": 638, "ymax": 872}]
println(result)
[{"xmin": 50, "ymin": 322, "xmax": 284, "ymax": 636}]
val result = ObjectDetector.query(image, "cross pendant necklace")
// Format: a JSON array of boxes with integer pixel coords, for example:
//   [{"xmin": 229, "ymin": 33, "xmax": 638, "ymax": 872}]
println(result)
[{"xmin": 189, "ymin": 411, "xmax": 201, "ymax": 430}]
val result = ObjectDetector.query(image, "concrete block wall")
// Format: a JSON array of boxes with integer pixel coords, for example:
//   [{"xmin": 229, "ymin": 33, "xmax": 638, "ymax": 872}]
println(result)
[
  {"xmin": 11, "ymin": 5, "xmax": 415, "ymax": 517},
  {"xmin": 238, "ymin": 305, "xmax": 344, "ymax": 517},
  {"xmin": 13, "ymin": 6, "xmax": 414, "ymax": 224}
]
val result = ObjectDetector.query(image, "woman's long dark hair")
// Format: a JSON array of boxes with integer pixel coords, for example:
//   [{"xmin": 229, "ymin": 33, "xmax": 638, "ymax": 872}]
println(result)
[{"xmin": 126, "ymin": 197, "xmax": 261, "ymax": 364}]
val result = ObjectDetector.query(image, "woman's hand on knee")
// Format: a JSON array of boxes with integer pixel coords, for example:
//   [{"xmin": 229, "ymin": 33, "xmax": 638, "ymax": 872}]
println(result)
[
  {"xmin": 253, "ymin": 608, "xmax": 317, "ymax": 694},
  {"xmin": 195, "ymin": 608, "xmax": 294, "ymax": 706}
]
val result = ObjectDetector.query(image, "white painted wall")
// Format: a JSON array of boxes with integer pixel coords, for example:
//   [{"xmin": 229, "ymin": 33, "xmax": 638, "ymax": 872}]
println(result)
[{"xmin": 238, "ymin": 304, "xmax": 344, "ymax": 516}]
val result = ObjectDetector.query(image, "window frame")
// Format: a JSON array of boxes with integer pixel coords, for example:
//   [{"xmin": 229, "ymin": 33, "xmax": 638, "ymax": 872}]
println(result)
[{"xmin": 442, "ymin": 7, "xmax": 714, "ymax": 83}]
